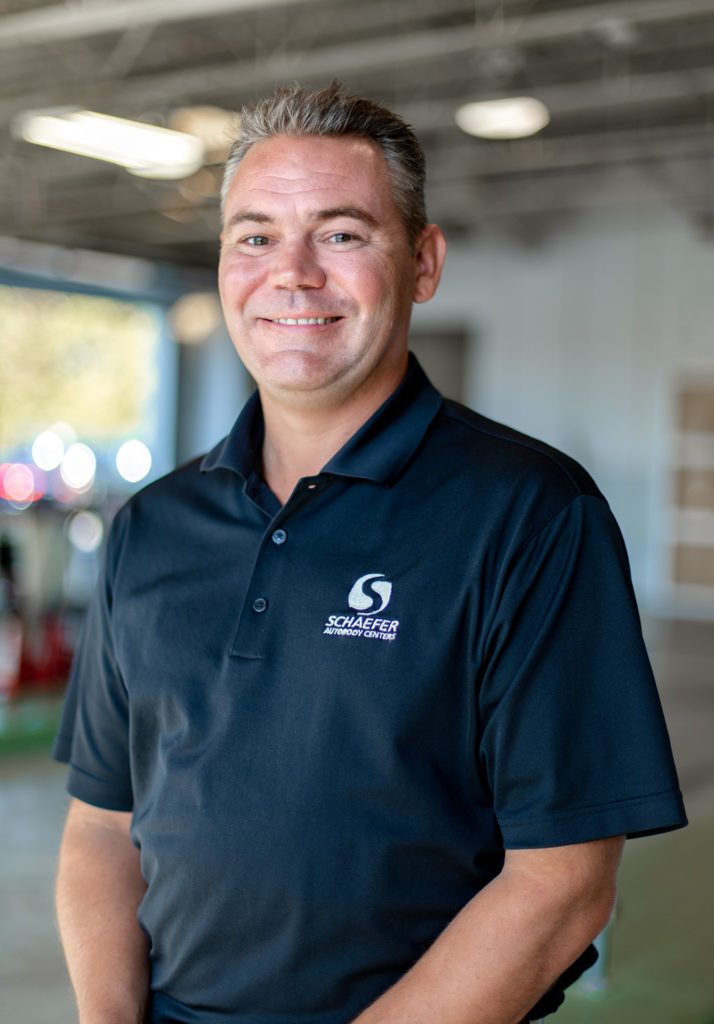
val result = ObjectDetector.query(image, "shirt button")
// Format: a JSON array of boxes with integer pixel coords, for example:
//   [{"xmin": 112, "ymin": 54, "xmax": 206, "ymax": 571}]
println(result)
[
  {"xmin": 252, "ymin": 597, "xmax": 268, "ymax": 613},
  {"xmin": 271, "ymin": 529, "xmax": 287, "ymax": 545}
]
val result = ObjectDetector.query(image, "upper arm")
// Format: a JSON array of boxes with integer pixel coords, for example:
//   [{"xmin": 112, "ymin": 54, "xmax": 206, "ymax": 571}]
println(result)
[
  {"xmin": 58, "ymin": 798, "xmax": 144, "ymax": 900},
  {"xmin": 62, "ymin": 796, "xmax": 133, "ymax": 842},
  {"xmin": 503, "ymin": 835, "xmax": 625, "ymax": 922}
]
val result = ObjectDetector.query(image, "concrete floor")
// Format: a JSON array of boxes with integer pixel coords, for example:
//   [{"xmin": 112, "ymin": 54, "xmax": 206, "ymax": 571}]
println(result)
[
  {"xmin": 1, "ymin": 617, "xmax": 712, "ymax": 1024},
  {"xmin": 1, "ymin": 753, "xmax": 75, "ymax": 1024}
]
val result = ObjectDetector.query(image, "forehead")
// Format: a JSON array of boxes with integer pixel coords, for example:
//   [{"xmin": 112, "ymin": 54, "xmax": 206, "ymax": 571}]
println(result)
[{"xmin": 224, "ymin": 135, "xmax": 398, "ymax": 217}]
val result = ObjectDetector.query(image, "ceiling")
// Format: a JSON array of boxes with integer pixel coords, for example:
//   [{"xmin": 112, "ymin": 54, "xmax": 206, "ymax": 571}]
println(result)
[{"xmin": 2, "ymin": 0, "xmax": 714, "ymax": 269}]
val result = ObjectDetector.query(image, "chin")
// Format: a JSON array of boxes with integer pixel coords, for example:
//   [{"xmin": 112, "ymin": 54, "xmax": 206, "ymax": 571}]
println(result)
[{"xmin": 263, "ymin": 353, "xmax": 344, "ymax": 388}]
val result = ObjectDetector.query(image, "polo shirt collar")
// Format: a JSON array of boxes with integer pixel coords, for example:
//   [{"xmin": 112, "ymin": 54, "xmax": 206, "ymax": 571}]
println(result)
[
  {"xmin": 201, "ymin": 388, "xmax": 263, "ymax": 481},
  {"xmin": 200, "ymin": 353, "xmax": 443, "ymax": 486}
]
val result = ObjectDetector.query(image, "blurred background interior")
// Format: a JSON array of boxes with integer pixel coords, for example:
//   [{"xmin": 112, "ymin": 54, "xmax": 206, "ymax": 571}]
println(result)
[{"xmin": 1, "ymin": 1, "xmax": 713, "ymax": 1022}]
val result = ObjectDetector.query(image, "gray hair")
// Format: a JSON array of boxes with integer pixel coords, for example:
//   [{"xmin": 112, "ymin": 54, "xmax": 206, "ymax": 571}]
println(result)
[{"xmin": 221, "ymin": 82, "xmax": 427, "ymax": 248}]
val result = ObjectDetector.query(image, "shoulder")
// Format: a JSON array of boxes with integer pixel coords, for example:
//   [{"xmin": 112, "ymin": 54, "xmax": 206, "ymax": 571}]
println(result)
[
  {"xmin": 103, "ymin": 453, "xmax": 219, "ymax": 574},
  {"xmin": 434, "ymin": 398, "xmax": 601, "ymax": 501},
  {"xmin": 404, "ymin": 397, "xmax": 614, "ymax": 557},
  {"xmin": 112, "ymin": 454, "xmax": 204, "ymax": 525}
]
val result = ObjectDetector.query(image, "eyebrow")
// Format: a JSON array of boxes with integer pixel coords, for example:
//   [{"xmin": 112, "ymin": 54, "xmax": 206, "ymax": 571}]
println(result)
[
  {"xmin": 225, "ymin": 206, "xmax": 380, "ymax": 231},
  {"xmin": 315, "ymin": 206, "xmax": 380, "ymax": 229}
]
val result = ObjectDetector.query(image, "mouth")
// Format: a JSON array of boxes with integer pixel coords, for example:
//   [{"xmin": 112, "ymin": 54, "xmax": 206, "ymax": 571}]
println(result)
[{"xmin": 264, "ymin": 316, "xmax": 342, "ymax": 326}]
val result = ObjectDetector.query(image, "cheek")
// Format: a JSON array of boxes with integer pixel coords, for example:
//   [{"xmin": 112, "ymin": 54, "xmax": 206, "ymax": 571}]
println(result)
[
  {"xmin": 218, "ymin": 257, "xmax": 264, "ymax": 309},
  {"xmin": 337, "ymin": 259, "xmax": 400, "ymax": 312}
]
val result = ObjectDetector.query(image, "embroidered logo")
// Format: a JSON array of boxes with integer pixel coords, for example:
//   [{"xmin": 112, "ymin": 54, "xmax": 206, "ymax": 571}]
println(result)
[
  {"xmin": 348, "ymin": 572, "xmax": 392, "ymax": 614},
  {"xmin": 323, "ymin": 572, "xmax": 400, "ymax": 642}
]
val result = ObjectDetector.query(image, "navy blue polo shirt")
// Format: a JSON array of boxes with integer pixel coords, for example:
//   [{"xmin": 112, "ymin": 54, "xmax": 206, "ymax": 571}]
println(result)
[{"xmin": 54, "ymin": 355, "xmax": 686, "ymax": 1024}]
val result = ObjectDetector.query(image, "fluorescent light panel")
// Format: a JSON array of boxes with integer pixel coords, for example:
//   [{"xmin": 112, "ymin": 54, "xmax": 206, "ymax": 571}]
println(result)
[
  {"xmin": 455, "ymin": 97, "xmax": 550, "ymax": 139},
  {"xmin": 13, "ymin": 108, "xmax": 204, "ymax": 179}
]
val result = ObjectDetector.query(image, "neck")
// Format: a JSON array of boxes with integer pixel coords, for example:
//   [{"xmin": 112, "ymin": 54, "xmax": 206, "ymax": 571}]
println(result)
[
  {"xmin": 259, "ymin": 368, "xmax": 406, "ymax": 505},
  {"xmin": 260, "ymin": 408, "xmax": 352, "ymax": 504}
]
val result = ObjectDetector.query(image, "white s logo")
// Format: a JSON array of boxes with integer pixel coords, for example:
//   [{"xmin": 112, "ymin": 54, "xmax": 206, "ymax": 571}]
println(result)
[{"xmin": 348, "ymin": 573, "xmax": 393, "ymax": 614}]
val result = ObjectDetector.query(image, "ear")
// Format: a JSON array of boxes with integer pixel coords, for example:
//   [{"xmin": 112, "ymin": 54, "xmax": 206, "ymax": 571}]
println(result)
[{"xmin": 413, "ymin": 224, "xmax": 447, "ymax": 304}]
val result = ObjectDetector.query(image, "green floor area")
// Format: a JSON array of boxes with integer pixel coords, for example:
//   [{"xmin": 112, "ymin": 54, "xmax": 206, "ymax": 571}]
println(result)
[
  {"xmin": 557, "ymin": 818, "xmax": 714, "ymax": 1024},
  {"xmin": 0, "ymin": 694, "xmax": 63, "ymax": 757}
]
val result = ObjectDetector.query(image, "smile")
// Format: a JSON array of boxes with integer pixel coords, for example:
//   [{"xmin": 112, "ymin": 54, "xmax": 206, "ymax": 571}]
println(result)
[{"xmin": 268, "ymin": 317, "xmax": 341, "ymax": 325}]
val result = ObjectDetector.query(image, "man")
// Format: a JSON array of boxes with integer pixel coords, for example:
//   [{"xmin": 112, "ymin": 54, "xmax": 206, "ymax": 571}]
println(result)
[{"xmin": 53, "ymin": 83, "xmax": 686, "ymax": 1024}]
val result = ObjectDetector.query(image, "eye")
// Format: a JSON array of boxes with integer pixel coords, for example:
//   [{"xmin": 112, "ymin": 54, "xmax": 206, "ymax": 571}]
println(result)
[
  {"xmin": 325, "ymin": 231, "xmax": 364, "ymax": 246},
  {"xmin": 242, "ymin": 235, "xmax": 271, "ymax": 247}
]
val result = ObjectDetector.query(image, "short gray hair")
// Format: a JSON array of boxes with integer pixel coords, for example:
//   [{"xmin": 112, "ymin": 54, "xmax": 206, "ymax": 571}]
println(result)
[{"xmin": 221, "ymin": 81, "xmax": 427, "ymax": 248}]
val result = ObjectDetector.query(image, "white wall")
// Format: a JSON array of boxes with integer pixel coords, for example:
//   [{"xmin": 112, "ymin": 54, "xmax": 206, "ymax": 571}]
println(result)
[
  {"xmin": 412, "ymin": 206, "xmax": 714, "ymax": 615},
  {"xmin": 176, "ymin": 326, "xmax": 252, "ymax": 464}
]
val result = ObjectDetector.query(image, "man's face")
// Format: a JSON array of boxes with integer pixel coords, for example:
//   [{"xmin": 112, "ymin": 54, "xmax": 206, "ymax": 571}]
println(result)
[{"xmin": 218, "ymin": 134, "xmax": 442, "ymax": 412}]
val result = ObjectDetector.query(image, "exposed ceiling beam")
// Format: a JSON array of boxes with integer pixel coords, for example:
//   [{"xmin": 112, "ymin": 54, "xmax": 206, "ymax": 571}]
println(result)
[
  {"xmin": 7, "ymin": 124, "xmax": 713, "ymax": 235},
  {"xmin": 1, "ymin": 186, "xmax": 215, "ymax": 231},
  {"xmin": 2, "ymin": 0, "xmax": 714, "ymax": 112},
  {"xmin": 2, "ymin": 0, "xmax": 714, "ymax": 262},
  {"xmin": 428, "ymin": 126, "xmax": 714, "ymax": 180},
  {"xmin": 2, "ymin": 0, "xmax": 714, "ymax": 50},
  {"xmin": 428, "ymin": 171, "xmax": 714, "ymax": 222},
  {"xmin": 6, "ymin": 57, "xmax": 711, "ymax": 145},
  {"xmin": 402, "ymin": 64, "xmax": 714, "ymax": 133},
  {"xmin": 0, "ymin": 0, "xmax": 334, "ymax": 48}
]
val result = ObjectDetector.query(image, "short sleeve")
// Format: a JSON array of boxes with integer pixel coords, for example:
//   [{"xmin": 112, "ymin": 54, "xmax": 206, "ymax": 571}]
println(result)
[
  {"xmin": 478, "ymin": 494, "xmax": 686, "ymax": 848},
  {"xmin": 52, "ymin": 513, "xmax": 134, "ymax": 811}
]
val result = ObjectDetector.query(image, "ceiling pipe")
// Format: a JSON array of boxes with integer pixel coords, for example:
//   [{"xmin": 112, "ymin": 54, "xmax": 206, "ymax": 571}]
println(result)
[
  {"xmin": 1, "ymin": 0, "xmax": 713, "ymax": 51},
  {"xmin": 0, "ymin": 0, "xmax": 328, "ymax": 47}
]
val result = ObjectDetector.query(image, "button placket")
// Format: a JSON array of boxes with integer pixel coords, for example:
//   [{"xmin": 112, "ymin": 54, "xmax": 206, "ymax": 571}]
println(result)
[
  {"xmin": 231, "ymin": 481, "xmax": 329, "ymax": 659},
  {"xmin": 230, "ymin": 519, "xmax": 292, "ymax": 657},
  {"xmin": 248, "ymin": 523, "xmax": 290, "ymax": 619}
]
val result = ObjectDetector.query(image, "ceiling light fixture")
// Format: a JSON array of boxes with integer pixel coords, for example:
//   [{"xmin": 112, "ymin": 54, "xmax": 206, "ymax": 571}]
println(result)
[
  {"xmin": 12, "ymin": 108, "xmax": 204, "ymax": 179},
  {"xmin": 455, "ymin": 97, "xmax": 550, "ymax": 140},
  {"xmin": 169, "ymin": 106, "xmax": 237, "ymax": 159}
]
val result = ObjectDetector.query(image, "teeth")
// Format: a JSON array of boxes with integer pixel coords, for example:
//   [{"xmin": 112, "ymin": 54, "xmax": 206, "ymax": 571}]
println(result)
[{"xmin": 272, "ymin": 317, "xmax": 339, "ymax": 325}]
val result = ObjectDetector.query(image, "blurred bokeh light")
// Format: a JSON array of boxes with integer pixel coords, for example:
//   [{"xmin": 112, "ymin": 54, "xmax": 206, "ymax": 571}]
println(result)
[{"xmin": 116, "ymin": 440, "xmax": 152, "ymax": 484}]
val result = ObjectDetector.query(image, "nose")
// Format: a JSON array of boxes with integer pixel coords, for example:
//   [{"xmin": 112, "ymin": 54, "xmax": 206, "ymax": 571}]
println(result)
[{"xmin": 268, "ymin": 238, "xmax": 326, "ymax": 290}]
